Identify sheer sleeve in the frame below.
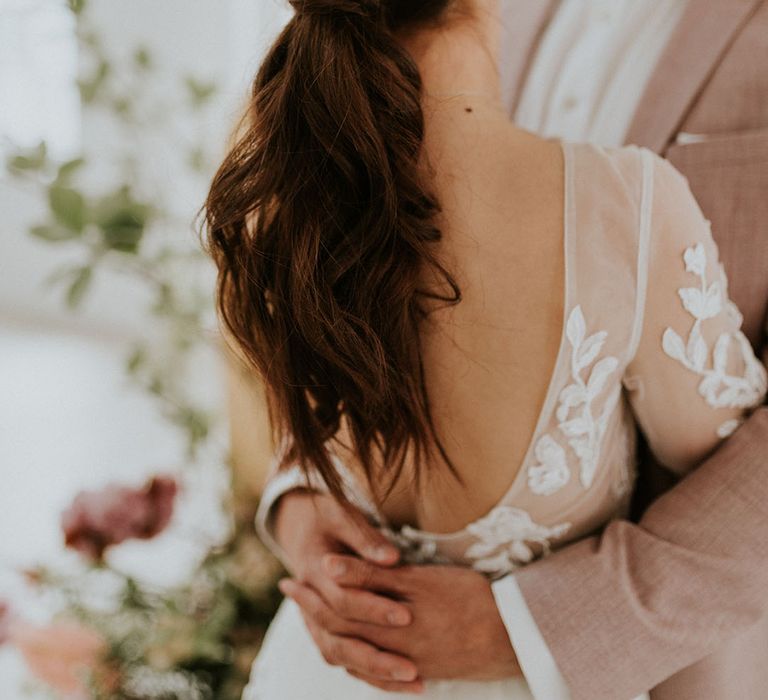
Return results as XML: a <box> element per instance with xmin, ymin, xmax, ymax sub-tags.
<box><xmin>622</xmin><ymin>154</ymin><xmax>767</xmax><ymax>476</ymax></box>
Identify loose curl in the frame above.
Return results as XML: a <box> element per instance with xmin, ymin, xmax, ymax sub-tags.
<box><xmin>201</xmin><ymin>0</ymin><xmax>466</xmax><ymax>511</ymax></box>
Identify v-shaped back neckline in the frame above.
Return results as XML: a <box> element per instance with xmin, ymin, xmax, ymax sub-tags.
<box><xmin>328</xmin><ymin>139</ymin><xmax>576</xmax><ymax>541</ymax></box>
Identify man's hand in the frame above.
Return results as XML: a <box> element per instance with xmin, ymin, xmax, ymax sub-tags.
<box><xmin>272</xmin><ymin>491</ymin><xmax>425</xmax><ymax>692</ymax></box>
<box><xmin>279</xmin><ymin>553</ymin><xmax>522</xmax><ymax>691</ymax></box>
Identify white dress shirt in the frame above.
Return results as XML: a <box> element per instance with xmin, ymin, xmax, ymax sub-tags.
<box><xmin>515</xmin><ymin>0</ymin><xmax>688</xmax><ymax>147</ymax></box>
<box><xmin>494</xmin><ymin>2</ymin><xmax>688</xmax><ymax>698</ymax></box>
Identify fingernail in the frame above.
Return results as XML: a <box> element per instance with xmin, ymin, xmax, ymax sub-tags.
<box><xmin>392</xmin><ymin>667</ymin><xmax>417</xmax><ymax>682</ymax></box>
<box><xmin>324</xmin><ymin>557</ymin><xmax>346</xmax><ymax>577</ymax></box>
<box><xmin>386</xmin><ymin>609</ymin><xmax>410</xmax><ymax>626</ymax></box>
<box><xmin>370</xmin><ymin>545</ymin><xmax>395</xmax><ymax>562</ymax></box>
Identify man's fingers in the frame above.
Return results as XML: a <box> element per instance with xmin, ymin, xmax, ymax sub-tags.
<box><xmin>318</xmin><ymin>578</ymin><xmax>412</xmax><ymax>626</ymax></box>
<box><xmin>346</xmin><ymin>668</ymin><xmax>425</xmax><ymax>694</ymax></box>
<box><xmin>279</xmin><ymin>578</ymin><xmax>347</xmax><ymax>634</ymax></box>
<box><xmin>320</xmin><ymin>633</ymin><xmax>419</xmax><ymax>683</ymax></box>
<box><xmin>302</xmin><ymin>568</ymin><xmax>413</xmax><ymax>627</ymax></box>
<box><xmin>282</xmin><ymin>580</ymin><xmax>419</xmax><ymax>682</ymax></box>
<box><xmin>280</xmin><ymin>577</ymin><xmax>396</xmax><ymax>641</ymax></box>
<box><xmin>323</xmin><ymin>553</ymin><xmax>412</xmax><ymax>595</ymax></box>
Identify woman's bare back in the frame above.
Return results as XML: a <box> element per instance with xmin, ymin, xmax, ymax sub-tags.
<box><xmin>331</xmin><ymin>110</ymin><xmax>567</xmax><ymax>534</ymax></box>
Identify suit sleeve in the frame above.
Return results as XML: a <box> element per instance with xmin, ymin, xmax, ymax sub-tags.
<box><xmin>507</xmin><ymin>155</ymin><xmax>768</xmax><ymax>700</ymax></box>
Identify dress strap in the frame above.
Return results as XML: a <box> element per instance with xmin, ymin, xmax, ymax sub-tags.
<box><xmin>626</xmin><ymin>148</ymin><xmax>655</xmax><ymax>362</ymax></box>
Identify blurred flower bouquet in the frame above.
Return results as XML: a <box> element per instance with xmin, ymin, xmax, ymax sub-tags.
<box><xmin>1</xmin><ymin>474</ymin><xmax>283</xmax><ymax>700</ymax></box>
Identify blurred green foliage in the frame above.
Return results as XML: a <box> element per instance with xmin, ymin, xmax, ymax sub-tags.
<box><xmin>5</xmin><ymin>0</ymin><xmax>222</xmax><ymax>459</ymax></box>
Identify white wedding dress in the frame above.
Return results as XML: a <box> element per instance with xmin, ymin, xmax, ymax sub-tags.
<box><xmin>242</xmin><ymin>142</ymin><xmax>767</xmax><ymax>700</ymax></box>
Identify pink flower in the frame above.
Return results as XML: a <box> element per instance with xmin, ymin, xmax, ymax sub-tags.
<box><xmin>61</xmin><ymin>475</ymin><xmax>178</xmax><ymax>561</ymax></box>
<box><xmin>8</xmin><ymin>619</ymin><xmax>108</xmax><ymax>698</ymax></box>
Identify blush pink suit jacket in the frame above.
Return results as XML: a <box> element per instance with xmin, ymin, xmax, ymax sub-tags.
<box><xmin>501</xmin><ymin>1</ymin><xmax>768</xmax><ymax>698</ymax></box>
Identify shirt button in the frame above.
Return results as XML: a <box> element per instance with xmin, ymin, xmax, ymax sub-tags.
<box><xmin>561</xmin><ymin>95</ymin><xmax>578</xmax><ymax>111</ymax></box>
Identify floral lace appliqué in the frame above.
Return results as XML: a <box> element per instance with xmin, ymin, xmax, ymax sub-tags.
<box><xmin>527</xmin><ymin>305</ymin><xmax>620</xmax><ymax>494</ymax></box>
<box><xmin>464</xmin><ymin>506</ymin><xmax>571</xmax><ymax>577</ymax></box>
<box><xmin>661</xmin><ymin>243</ymin><xmax>767</xmax><ymax>436</ymax></box>
<box><xmin>379</xmin><ymin>526</ymin><xmax>453</xmax><ymax>566</ymax></box>
<box><xmin>527</xmin><ymin>435</ymin><xmax>570</xmax><ymax>495</ymax></box>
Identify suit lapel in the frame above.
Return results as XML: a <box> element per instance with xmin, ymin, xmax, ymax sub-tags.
<box><xmin>625</xmin><ymin>0</ymin><xmax>763</xmax><ymax>153</ymax></box>
<box><xmin>500</xmin><ymin>0</ymin><xmax>559</xmax><ymax>114</ymax></box>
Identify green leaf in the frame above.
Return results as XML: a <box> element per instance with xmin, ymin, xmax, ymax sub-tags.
<box><xmin>111</xmin><ymin>96</ymin><xmax>133</xmax><ymax>118</ymax></box>
<box><xmin>93</xmin><ymin>187</ymin><xmax>151</xmax><ymax>254</ymax></box>
<box><xmin>78</xmin><ymin>59</ymin><xmax>110</xmax><ymax>103</ymax></box>
<box><xmin>148</xmin><ymin>377</ymin><xmax>165</xmax><ymax>395</ymax></box>
<box><xmin>151</xmin><ymin>283</ymin><xmax>175</xmax><ymax>315</ymax></box>
<box><xmin>81</xmin><ymin>31</ymin><xmax>99</xmax><ymax>49</ymax></box>
<box><xmin>187</xmin><ymin>147</ymin><xmax>207</xmax><ymax>173</ymax></box>
<box><xmin>66</xmin><ymin>267</ymin><xmax>93</xmax><ymax>308</ymax></box>
<box><xmin>68</xmin><ymin>0</ymin><xmax>87</xmax><ymax>15</ymax></box>
<box><xmin>7</xmin><ymin>142</ymin><xmax>47</xmax><ymax>173</ymax></box>
<box><xmin>29</xmin><ymin>225</ymin><xmax>80</xmax><ymax>242</ymax></box>
<box><xmin>134</xmin><ymin>46</ymin><xmax>152</xmax><ymax>70</ymax></box>
<box><xmin>126</xmin><ymin>346</ymin><xmax>147</xmax><ymax>374</ymax></box>
<box><xmin>103</xmin><ymin>223</ymin><xmax>144</xmax><ymax>253</ymax></box>
<box><xmin>185</xmin><ymin>76</ymin><xmax>217</xmax><ymax>108</ymax></box>
<box><xmin>43</xmin><ymin>265</ymin><xmax>86</xmax><ymax>288</ymax></box>
<box><xmin>56</xmin><ymin>157</ymin><xmax>85</xmax><ymax>182</ymax></box>
<box><xmin>49</xmin><ymin>185</ymin><xmax>87</xmax><ymax>232</ymax></box>
<box><xmin>178</xmin><ymin>407</ymin><xmax>210</xmax><ymax>445</ymax></box>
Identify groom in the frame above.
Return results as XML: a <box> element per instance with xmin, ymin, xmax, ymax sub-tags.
<box><xmin>255</xmin><ymin>2</ymin><xmax>768</xmax><ymax>698</ymax></box>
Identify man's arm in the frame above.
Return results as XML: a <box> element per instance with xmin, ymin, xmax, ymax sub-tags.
<box><xmin>254</xmin><ymin>415</ymin><xmax>768</xmax><ymax>698</ymax></box>
<box><xmin>512</xmin><ymin>405</ymin><xmax>768</xmax><ymax>700</ymax></box>
<box><xmin>258</xmin><ymin>409</ymin><xmax>768</xmax><ymax>698</ymax></box>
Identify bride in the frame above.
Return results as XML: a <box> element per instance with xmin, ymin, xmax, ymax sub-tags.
<box><xmin>202</xmin><ymin>0</ymin><xmax>767</xmax><ymax>698</ymax></box>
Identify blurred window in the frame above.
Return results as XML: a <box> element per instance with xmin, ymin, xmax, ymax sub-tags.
<box><xmin>0</xmin><ymin>0</ymin><xmax>80</xmax><ymax>160</ymax></box>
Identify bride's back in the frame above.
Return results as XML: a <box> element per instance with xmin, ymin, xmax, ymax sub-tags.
<box><xmin>332</xmin><ymin>112</ymin><xmax>569</xmax><ymax>533</ymax></box>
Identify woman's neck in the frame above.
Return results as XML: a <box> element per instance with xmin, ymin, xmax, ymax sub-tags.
<box><xmin>398</xmin><ymin>2</ymin><xmax>505</xmax><ymax>114</ymax></box>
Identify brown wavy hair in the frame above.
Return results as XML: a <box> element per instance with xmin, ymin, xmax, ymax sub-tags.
<box><xmin>201</xmin><ymin>0</ymin><xmax>469</xmax><ymax>511</ymax></box>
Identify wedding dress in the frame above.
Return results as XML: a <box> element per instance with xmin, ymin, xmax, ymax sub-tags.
<box><xmin>242</xmin><ymin>142</ymin><xmax>767</xmax><ymax>700</ymax></box>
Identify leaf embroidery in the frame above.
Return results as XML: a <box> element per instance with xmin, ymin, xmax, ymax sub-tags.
<box><xmin>662</xmin><ymin>243</ymin><xmax>767</xmax><ymax>436</ymax></box>
<box><xmin>556</xmin><ymin>305</ymin><xmax>619</xmax><ymax>489</ymax></box>
<box><xmin>525</xmin><ymin>306</ymin><xmax>620</xmax><ymax>495</ymax></box>
<box><xmin>464</xmin><ymin>506</ymin><xmax>571</xmax><ymax>577</ymax></box>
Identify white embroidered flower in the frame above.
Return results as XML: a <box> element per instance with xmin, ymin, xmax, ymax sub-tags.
<box><xmin>464</xmin><ymin>506</ymin><xmax>571</xmax><ymax>577</ymax></box>
<box><xmin>379</xmin><ymin>526</ymin><xmax>451</xmax><ymax>566</ymax></box>
<box><xmin>716</xmin><ymin>418</ymin><xmax>742</xmax><ymax>438</ymax></box>
<box><xmin>555</xmin><ymin>305</ymin><xmax>620</xmax><ymax>489</ymax></box>
<box><xmin>684</xmin><ymin>242</ymin><xmax>707</xmax><ymax>277</ymax></box>
<box><xmin>525</xmin><ymin>305</ymin><xmax>619</xmax><ymax>496</ymax></box>
<box><xmin>662</xmin><ymin>243</ymin><xmax>767</xmax><ymax>433</ymax></box>
<box><xmin>527</xmin><ymin>434</ymin><xmax>570</xmax><ymax>495</ymax></box>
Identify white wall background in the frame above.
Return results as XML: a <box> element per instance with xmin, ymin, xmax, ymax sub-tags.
<box><xmin>0</xmin><ymin>1</ymin><xmax>291</xmax><ymax>695</ymax></box>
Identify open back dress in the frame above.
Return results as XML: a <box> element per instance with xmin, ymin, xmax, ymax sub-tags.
<box><xmin>243</xmin><ymin>142</ymin><xmax>767</xmax><ymax>700</ymax></box>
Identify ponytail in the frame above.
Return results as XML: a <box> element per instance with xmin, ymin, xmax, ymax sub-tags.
<box><xmin>202</xmin><ymin>0</ymin><xmax>462</xmax><ymax>510</ymax></box>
